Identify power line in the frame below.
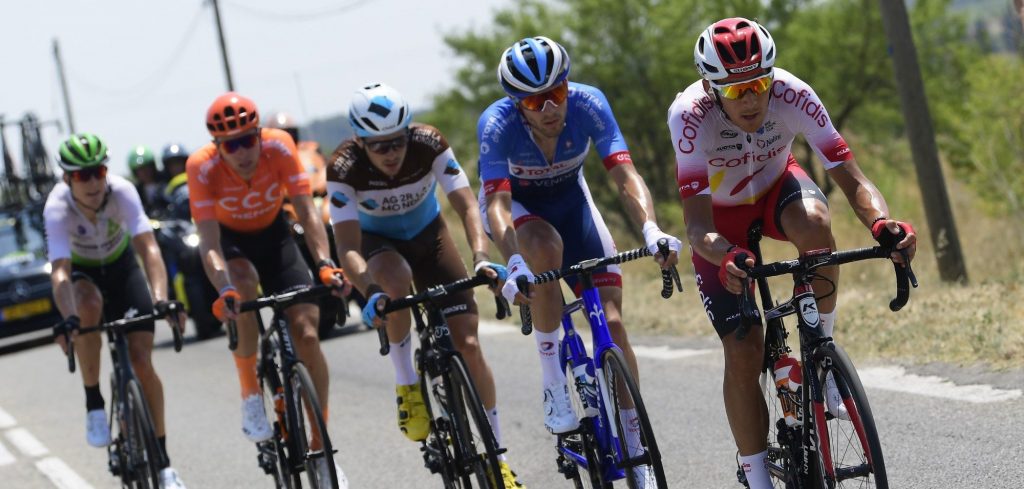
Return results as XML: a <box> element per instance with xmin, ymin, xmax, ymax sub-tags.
<box><xmin>65</xmin><ymin>3</ymin><xmax>207</xmax><ymax>98</ymax></box>
<box><xmin>223</xmin><ymin>0</ymin><xmax>376</xmax><ymax>22</ymax></box>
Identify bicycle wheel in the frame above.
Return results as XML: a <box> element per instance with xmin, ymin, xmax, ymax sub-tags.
<box><xmin>124</xmin><ymin>379</ymin><xmax>162</xmax><ymax>489</ymax></box>
<box><xmin>811</xmin><ymin>344</ymin><xmax>887</xmax><ymax>489</ymax></box>
<box><xmin>420</xmin><ymin>365</ymin><xmax>464</xmax><ymax>488</ymax></box>
<box><xmin>288</xmin><ymin>362</ymin><xmax>338</xmax><ymax>489</ymax></box>
<box><xmin>260</xmin><ymin>372</ymin><xmax>295</xmax><ymax>489</ymax></box>
<box><xmin>560</xmin><ymin>352</ymin><xmax>609</xmax><ymax>489</ymax></box>
<box><xmin>446</xmin><ymin>354</ymin><xmax>502</xmax><ymax>488</ymax></box>
<box><xmin>598</xmin><ymin>348</ymin><xmax>667</xmax><ymax>489</ymax></box>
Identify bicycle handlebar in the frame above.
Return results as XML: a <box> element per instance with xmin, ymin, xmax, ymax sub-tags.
<box><xmin>733</xmin><ymin>238</ymin><xmax>918</xmax><ymax>340</ymax></box>
<box><xmin>516</xmin><ymin>239</ymin><xmax>683</xmax><ymax>335</ymax></box>
<box><xmin>375</xmin><ymin>274</ymin><xmax>510</xmax><ymax>356</ymax></box>
<box><xmin>64</xmin><ymin>306</ymin><xmax>186</xmax><ymax>373</ymax></box>
<box><xmin>225</xmin><ymin>284</ymin><xmax>338</xmax><ymax>352</ymax></box>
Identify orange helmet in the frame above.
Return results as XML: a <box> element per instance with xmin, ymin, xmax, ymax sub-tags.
<box><xmin>205</xmin><ymin>92</ymin><xmax>260</xmax><ymax>139</ymax></box>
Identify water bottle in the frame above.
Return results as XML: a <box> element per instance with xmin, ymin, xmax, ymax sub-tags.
<box><xmin>572</xmin><ymin>363</ymin><xmax>600</xmax><ymax>417</ymax></box>
<box><xmin>773</xmin><ymin>354</ymin><xmax>803</xmax><ymax>427</ymax></box>
<box><xmin>431</xmin><ymin>376</ymin><xmax>448</xmax><ymax>420</ymax></box>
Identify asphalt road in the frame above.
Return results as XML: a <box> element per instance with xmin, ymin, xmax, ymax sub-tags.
<box><xmin>0</xmin><ymin>316</ymin><xmax>1021</xmax><ymax>488</ymax></box>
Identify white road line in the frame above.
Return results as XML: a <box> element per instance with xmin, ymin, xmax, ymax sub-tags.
<box><xmin>0</xmin><ymin>438</ymin><xmax>15</xmax><ymax>466</ymax></box>
<box><xmin>35</xmin><ymin>457</ymin><xmax>96</xmax><ymax>489</ymax></box>
<box><xmin>859</xmin><ymin>366</ymin><xmax>1023</xmax><ymax>403</ymax></box>
<box><xmin>5</xmin><ymin>427</ymin><xmax>49</xmax><ymax>457</ymax></box>
<box><xmin>0</xmin><ymin>406</ymin><xmax>16</xmax><ymax>429</ymax></box>
<box><xmin>632</xmin><ymin>345</ymin><xmax>715</xmax><ymax>360</ymax></box>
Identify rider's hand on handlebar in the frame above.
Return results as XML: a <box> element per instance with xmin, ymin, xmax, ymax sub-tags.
<box><xmin>719</xmin><ymin>246</ymin><xmax>755</xmax><ymax>295</ymax></box>
<box><xmin>155</xmin><ymin>300</ymin><xmax>187</xmax><ymax>334</ymax></box>
<box><xmin>642</xmin><ymin>222</ymin><xmax>682</xmax><ymax>268</ymax></box>
<box><xmin>871</xmin><ymin>219</ymin><xmax>917</xmax><ymax>267</ymax></box>
<box><xmin>474</xmin><ymin>259</ymin><xmax>508</xmax><ymax>297</ymax></box>
<box><xmin>501</xmin><ymin>254</ymin><xmax>534</xmax><ymax>305</ymax></box>
<box><xmin>361</xmin><ymin>291</ymin><xmax>390</xmax><ymax>329</ymax></box>
<box><xmin>53</xmin><ymin>315</ymin><xmax>81</xmax><ymax>355</ymax></box>
<box><xmin>212</xmin><ymin>286</ymin><xmax>241</xmax><ymax>322</ymax></box>
<box><xmin>317</xmin><ymin>259</ymin><xmax>353</xmax><ymax>298</ymax></box>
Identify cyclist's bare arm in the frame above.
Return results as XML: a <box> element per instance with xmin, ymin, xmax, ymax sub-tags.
<box><xmin>447</xmin><ymin>187</ymin><xmax>492</xmax><ymax>264</ymax></box>
<box><xmin>195</xmin><ymin>219</ymin><xmax>232</xmax><ymax>292</ymax></box>
<box><xmin>50</xmin><ymin>258</ymin><xmax>77</xmax><ymax>319</ymax></box>
<box><xmin>828</xmin><ymin>159</ymin><xmax>916</xmax><ymax>262</ymax></box>
<box><xmin>682</xmin><ymin>194</ymin><xmax>751</xmax><ymax>293</ymax></box>
<box><xmin>291</xmin><ymin>194</ymin><xmax>333</xmax><ymax>265</ymax></box>
<box><xmin>132</xmin><ymin>231</ymin><xmax>169</xmax><ymax>302</ymax></box>
<box><xmin>609</xmin><ymin>163</ymin><xmax>679</xmax><ymax>267</ymax></box>
<box><xmin>484</xmin><ymin>191</ymin><xmax>520</xmax><ymax>262</ymax></box>
<box><xmin>333</xmin><ymin>219</ymin><xmax>375</xmax><ymax>295</ymax></box>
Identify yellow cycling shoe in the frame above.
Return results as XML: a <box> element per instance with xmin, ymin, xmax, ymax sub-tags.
<box><xmin>396</xmin><ymin>384</ymin><xmax>429</xmax><ymax>442</ymax></box>
<box><xmin>497</xmin><ymin>460</ymin><xmax>525</xmax><ymax>488</ymax></box>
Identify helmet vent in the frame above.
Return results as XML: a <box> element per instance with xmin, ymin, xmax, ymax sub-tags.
<box><xmin>731</xmin><ymin>41</ymin><xmax>747</xmax><ymax>61</ymax></box>
<box><xmin>702</xmin><ymin>62</ymin><xmax>719</xmax><ymax>74</ymax></box>
<box><xmin>716</xmin><ymin>42</ymin><xmax>735</xmax><ymax>64</ymax></box>
<box><xmin>359</xmin><ymin>117</ymin><xmax>380</xmax><ymax>132</ymax></box>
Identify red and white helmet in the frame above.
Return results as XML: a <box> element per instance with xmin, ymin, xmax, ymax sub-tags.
<box><xmin>694</xmin><ymin>17</ymin><xmax>776</xmax><ymax>84</ymax></box>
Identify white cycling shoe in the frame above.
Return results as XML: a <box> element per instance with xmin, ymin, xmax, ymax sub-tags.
<box><xmin>241</xmin><ymin>395</ymin><xmax>274</xmax><ymax>442</ymax></box>
<box><xmin>159</xmin><ymin>467</ymin><xmax>187</xmax><ymax>489</ymax></box>
<box><xmin>86</xmin><ymin>409</ymin><xmax>111</xmax><ymax>448</ymax></box>
<box><xmin>542</xmin><ymin>382</ymin><xmax>579</xmax><ymax>434</ymax></box>
<box><xmin>824</xmin><ymin>372</ymin><xmax>850</xmax><ymax>421</ymax></box>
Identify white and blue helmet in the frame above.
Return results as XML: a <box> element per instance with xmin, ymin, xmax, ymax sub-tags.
<box><xmin>497</xmin><ymin>36</ymin><xmax>571</xmax><ymax>99</ymax></box>
<box><xmin>348</xmin><ymin>83</ymin><xmax>412</xmax><ymax>138</ymax></box>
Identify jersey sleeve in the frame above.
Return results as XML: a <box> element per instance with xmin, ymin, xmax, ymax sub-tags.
<box><xmin>776</xmin><ymin>75</ymin><xmax>854</xmax><ymax>170</ymax></box>
<box><xmin>115</xmin><ymin>180</ymin><xmax>153</xmax><ymax>237</ymax></box>
<box><xmin>431</xmin><ymin>147</ymin><xmax>470</xmax><ymax>195</ymax></box>
<box><xmin>477</xmin><ymin>106</ymin><xmax>512</xmax><ymax>196</ymax></box>
<box><xmin>325</xmin><ymin>181</ymin><xmax>359</xmax><ymax>225</ymax></box>
<box><xmin>668</xmin><ymin>91</ymin><xmax>714</xmax><ymax>200</ymax></box>
<box><xmin>577</xmin><ymin>85</ymin><xmax>633</xmax><ymax>170</ymax></box>
<box><xmin>186</xmin><ymin>152</ymin><xmax>218</xmax><ymax>222</ymax></box>
<box><xmin>44</xmin><ymin>197</ymin><xmax>71</xmax><ymax>262</ymax></box>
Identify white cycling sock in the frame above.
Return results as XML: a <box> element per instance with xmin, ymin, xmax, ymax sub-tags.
<box><xmin>535</xmin><ymin>329</ymin><xmax>565</xmax><ymax>387</ymax></box>
<box><xmin>820</xmin><ymin>310</ymin><xmax>836</xmax><ymax>338</ymax></box>
<box><xmin>618</xmin><ymin>408</ymin><xmax>642</xmax><ymax>457</ymax></box>
<box><xmin>389</xmin><ymin>333</ymin><xmax>417</xmax><ymax>386</ymax></box>
<box><xmin>739</xmin><ymin>450</ymin><xmax>772</xmax><ymax>489</ymax></box>
<box><xmin>486</xmin><ymin>407</ymin><xmax>506</xmax><ymax>461</ymax></box>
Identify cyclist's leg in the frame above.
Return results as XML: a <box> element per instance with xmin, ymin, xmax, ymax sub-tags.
<box><xmin>69</xmin><ymin>275</ymin><xmax>104</xmax><ymax>396</ymax></box>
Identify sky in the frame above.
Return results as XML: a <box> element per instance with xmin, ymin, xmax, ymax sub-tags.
<box><xmin>2</xmin><ymin>0</ymin><xmax>512</xmax><ymax>177</ymax></box>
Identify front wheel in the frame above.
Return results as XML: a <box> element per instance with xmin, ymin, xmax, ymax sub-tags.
<box><xmin>446</xmin><ymin>354</ymin><xmax>502</xmax><ymax>488</ymax></box>
<box><xmin>287</xmin><ymin>362</ymin><xmax>338</xmax><ymax>489</ymax></box>
<box><xmin>811</xmin><ymin>344</ymin><xmax>888</xmax><ymax>489</ymax></box>
<box><xmin>599</xmin><ymin>348</ymin><xmax>667</xmax><ymax>489</ymax></box>
<box><xmin>124</xmin><ymin>380</ymin><xmax>162</xmax><ymax>489</ymax></box>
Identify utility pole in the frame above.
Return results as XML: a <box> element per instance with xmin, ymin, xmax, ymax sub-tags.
<box><xmin>210</xmin><ymin>0</ymin><xmax>235</xmax><ymax>91</ymax></box>
<box><xmin>877</xmin><ymin>0</ymin><xmax>968</xmax><ymax>284</ymax></box>
<box><xmin>52</xmin><ymin>39</ymin><xmax>76</xmax><ymax>134</ymax></box>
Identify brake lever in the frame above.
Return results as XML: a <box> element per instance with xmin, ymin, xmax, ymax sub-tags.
<box><xmin>656</xmin><ymin>238</ymin><xmax>683</xmax><ymax>299</ymax></box>
<box><xmin>516</xmin><ymin>275</ymin><xmax>533</xmax><ymax>335</ymax></box>
<box><xmin>225</xmin><ymin>297</ymin><xmax>238</xmax><ymax>352</ymax></box>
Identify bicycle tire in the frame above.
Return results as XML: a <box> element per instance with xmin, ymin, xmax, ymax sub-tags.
<box><xmin>811</xmin><ymin>344</ymin><xmax>888</xmax><ymax>489</ymax></box>
<box><xmin>420</xmin><ymin>368</ymin><xmax>462</xmax><ymax>488</ymax></box>
<box><xmin>288</xmin><ymin>362</ymin><xmax>338</xmax><ymax>489</ymax></box>
<box><xmin>125</xmin><ymin>379</ymin><xmax>162</xmax><ymax>489</ymax></box>
<box><xmin>561</xmin><ymin>352</ymin><xmax>610</xmax><ymax>489</ymax></box>
<box><xmin>261</xmin><ymin>371</ymin><xmax>296</xmax><ymax>489</ymax></box>
<box><xmin>599</xmin><ymin>348</ymin><xmax>668</xmax><ymax>489</ymax></box>
<box><xmin>447</xmin><ymin>354</ymin><xmax>502</xmax><ymax>488</ymax></box>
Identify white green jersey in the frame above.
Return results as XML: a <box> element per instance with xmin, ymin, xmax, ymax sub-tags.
<box><xmin>44</xmin><ymin>174</ymin><xmax>152</xmax><ymax>266</ymax></box>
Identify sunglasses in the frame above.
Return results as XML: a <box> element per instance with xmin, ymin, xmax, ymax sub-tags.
<box><xmin>712</xmin><ymin>73</ymin><xmax>774</xmax><ymax>100</ymax></box>
<box><xmin>517</xmin><ymin>80</ymin><xmax>569</xmax><ymax>112</ymax></box>
<box><xmin>363</xmin><ymin>134</ymin><xmax>408</xmax><ymax>155</ymax></box>
<box><xmin>218</xmin><ymin>133</ymin><xmax>260</xmax><ymax>153</ymax></box>
<box><xmin>68</xmin><ymin>165</ymin><xmax>108</xmax><ymax>182</ymax></box>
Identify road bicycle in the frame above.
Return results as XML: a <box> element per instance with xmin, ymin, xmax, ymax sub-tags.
<box><xmin>61</xmin><ymin>305</ymin><xmax>184</xmax><ymax>489</ymax></box>
<box><xmin>516</xmin><ymin>240</ymin><xmax>680</xmax><ymax>489</ymax></box>
<box><xmin>733</xmin><ymin>222</ymin><xmax>917</xmax><ymax>489</ymax></box>
<box><xmin>375</xmin><ymin>273</ymin><xmax>511</xmax><ymax>488</ymax></box>
<box><xmin>227</xmin><ymin>284</ymin><xmax>340</xmax><ymax>489</ymax></box>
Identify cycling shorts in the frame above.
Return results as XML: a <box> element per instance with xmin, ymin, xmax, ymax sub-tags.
<box><xmin>362</xmin><ymin>216</ymin><xmax>478</xmax><ymax>319</ymax></box>
<box><xmin>71</xmin><ymin>249</ymin><xmax>155</xmax><ymax>334</ymax></box>
<box><xmin>220</xmin><ymin>212</ymin><xmax>314</xmax><ymax>299</ymax></box>
<box><xmin>692</xmin><ymin>157</ymin><xmax>828</xmax><ymax>337</ymax></box>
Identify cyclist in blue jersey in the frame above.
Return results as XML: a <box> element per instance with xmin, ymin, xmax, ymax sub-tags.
<box><xmin>329</xmin><ymin>83</ymin><xmax>524</xmax><ymax>488</ymax></box>
<box><xmin>478</xmin><ymin>37</ymin><xmax>682</xmax><ymax>437</ymax></box>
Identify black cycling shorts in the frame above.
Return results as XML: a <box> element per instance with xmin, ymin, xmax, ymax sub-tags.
<box><xmin>71</xmin><ymin>249</ymin><xmax>155</xmax><ymax>334</ymax></box>
<box><xmin>220</xmin><ymin>212</ymin><xmax>314</xmax><ymax>298</ymax></box>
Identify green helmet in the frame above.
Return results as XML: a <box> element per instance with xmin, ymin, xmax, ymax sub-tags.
<box><xmin>58</xmin><ymin>133</ymin><xmax>109</xmax><ymax>171</ymax></box>
<box><xmin>127</xmin><ymin>145</ymin><xmax>157</xmax><ymax>171</ymax></box>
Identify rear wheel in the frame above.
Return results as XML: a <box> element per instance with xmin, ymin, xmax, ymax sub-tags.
<box><xmin>562</xmin><ymin>421</ymin><xmax>611</xmax><ymax>489</ymax></box>
<box><xmin>447</xmin><ymin>354</ymin><xmax>502</xmax><ymax>488</ymax></box>
<box><xmin>599</xmin><ymin>348</ymin><xmax>667</xmax><ymax>489</ymax></box>
<box><xmin>124</xmin><ymin>380</ymin><xmax>161</xmax><ymax>489</ymax></box>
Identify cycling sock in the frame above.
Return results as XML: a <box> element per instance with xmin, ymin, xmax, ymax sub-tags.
<box><xmin>390</xmin><ymin>333</ymin><xmax>418</xmax><ymax>386</ymax></box>
<box><xmin>618</xmin><ymin>408</ymin><xmax>642</xmax><ymax>456</ymax></box>
<box><xmin>820</xmin><ymin>310</ymin><xmax>836</xmax><ymax>338</ymax></box>
<box><xmin>233</xmin><ymin>354</ymin><xmax>260</xmax><ymax>398</ymax></box>
<box><xmin>158</xmin><ymin>436</ymin><xmax>169</xmax><ymax>469</ymax></box>
<box><xmin>738</xmin><ymin>450</ymin><xmax>772</xmax><ymax>489</ymax></box>
<box><xmin>486</xmin><ymin>407</ymin><xmax>505</xmax><ymax>461</ymax></box>
<box><xmin>535</xmin><ymin>329</ymin><xmax>565</xmax><ymax>387</ymax></box>
<box><xmin>84</xmin><ymin>384</ymin><xmax>104</xmax><ymax>411</ymax></box>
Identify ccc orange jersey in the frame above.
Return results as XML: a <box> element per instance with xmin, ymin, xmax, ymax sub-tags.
<box><xmin>186</xmin><ymin>128</ymin><xmax>311</xmax><ymax>232</ymax></box>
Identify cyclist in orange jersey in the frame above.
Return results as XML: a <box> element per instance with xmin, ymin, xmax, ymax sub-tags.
<box><xmin>186</xmin><ymin>92</ymin><xmax>350</xmax><ymax>485</ymax></box>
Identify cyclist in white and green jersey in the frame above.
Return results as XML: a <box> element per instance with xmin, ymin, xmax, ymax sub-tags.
<box><xmin>44</xmin><ymin>133</ymin><xmax>188</xmax><ymax>489</ymax></box>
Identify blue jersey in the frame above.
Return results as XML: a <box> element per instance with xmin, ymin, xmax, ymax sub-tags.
<box><xmin>477</xmin><ymin>82</ymin><xmax>633</xmax><ymax>203</ymax></box>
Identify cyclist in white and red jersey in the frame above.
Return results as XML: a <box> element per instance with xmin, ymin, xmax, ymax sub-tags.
<box><xmin>668</xmin><ymin>18</ymin><xmax>917</xmax><ymax>488</ymax></box>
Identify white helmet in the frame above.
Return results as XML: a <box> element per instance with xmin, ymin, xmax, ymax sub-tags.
<box><xmin>348</xmin><ymin>83</ymin><xmax>412</xmax><ymax>138</ymax></box>
<box><xmin>694</xmin><ymin>17</ymin><xmax>776</xmax><ymax>83</ymax></box>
